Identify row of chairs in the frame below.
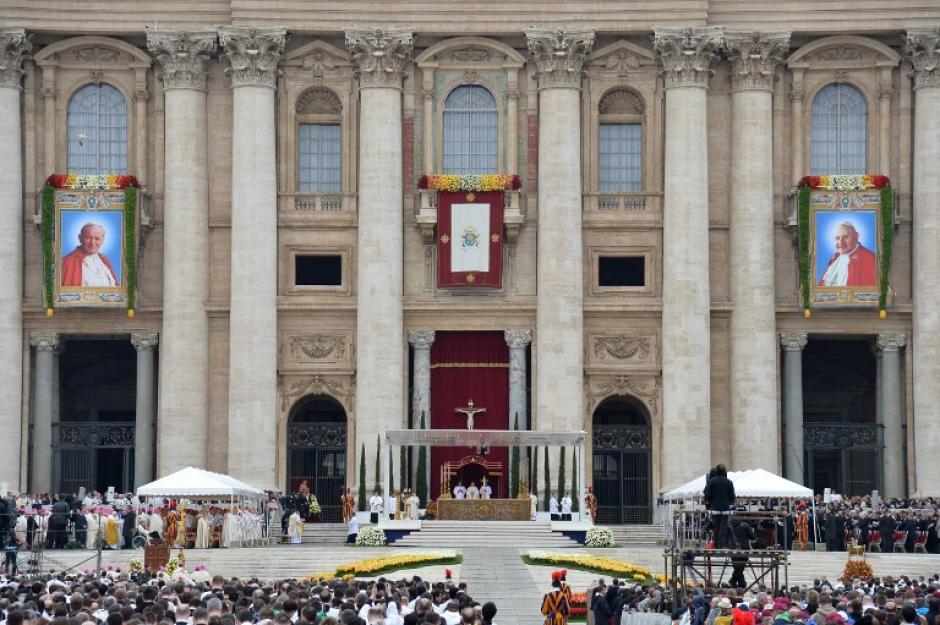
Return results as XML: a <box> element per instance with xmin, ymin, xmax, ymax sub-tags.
<box><xmin>847</xmin><ymin>529</ymin><xmax>930</xmax><ymax>553</ymax></box>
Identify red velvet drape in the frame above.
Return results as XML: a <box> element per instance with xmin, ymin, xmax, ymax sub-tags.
<box><xmin>430</xmin><ymin>331</ymin><xmax>509</xmax><ymax>498</ymax></box>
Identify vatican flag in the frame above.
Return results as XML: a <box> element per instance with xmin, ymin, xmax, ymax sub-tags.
<box><xmin>450</xmin><ymin>203</ymin><xmax>490</xmax><ymax>273</ymax></box>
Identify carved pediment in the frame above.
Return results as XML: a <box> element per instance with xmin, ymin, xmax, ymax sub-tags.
<box><xmin>416</xmin><ymin>36</ymin><xmax>525</xmax><ymax>68</ymax></box>
<box><xmin>451</xmin><ymin>47</ymin><xmax>491</xmax><ymax>62</ymax></box>
<box><xmin>589</xmin><ymin>39</ymin><xmax>657</xmax><ymax>75</ymax></box>
<box><xmin>284</xmin><ymin>39</ymin><xmax>351</xmax><ymax>76</ymax></box>
<box><xmin>585</xmin><ymin>374</ymin><xmax>661</xmax><ymax>416</ymax></box>
<box><xmin>787</xmin><ymin>35</ymin><xmax>900</xmax><ymax>69</ymax></box>
<box><xmin>279</xmin><ymin>373</ymin><xmax>355</xmax><ymax>414</ymax></box>
<box><xmin>296</xmin><ymin>87</ymin><xmax>342</xmax><ymax>114</ymax></box>
<box><xmin>34</xmin><ymin>36</ymin><xmax>151</xmax><ymax>68</ymax></box>
<box><xmin>599</xmin><ymin>89</ymin><xmax>644</xmax><ymax>114</ymax></box>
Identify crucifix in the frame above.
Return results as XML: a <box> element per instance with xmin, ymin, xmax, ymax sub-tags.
<box><xmin>455</xmin><ymin>398</ymin><xmax>486</xmax><ymax>430</ymax></box>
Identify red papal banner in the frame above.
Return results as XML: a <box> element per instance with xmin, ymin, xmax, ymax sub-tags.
<box><xmin>437</xmin><ymin>191</ymin><xmax>503</xmax><ymax>288</ymax></box>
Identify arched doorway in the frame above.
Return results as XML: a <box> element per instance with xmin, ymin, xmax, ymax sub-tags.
<box><xmin>592</xmin><ymin>396</ymin><xmax>652</xmax><ymax>524</ymax></box>
<box><xmin>287</xmin><ymin>395</ymin><xmax>347</xmax><ymax>521</ymax></box>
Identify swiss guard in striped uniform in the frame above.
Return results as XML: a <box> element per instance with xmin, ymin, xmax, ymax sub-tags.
<box><xmin>541</xmin><ymin>570</ymin><xmax>570</xmax><ymax>625</ymax></box>
<box><xmin>559</xmin><ymin>569</ymin><xmax>572</xmax><ymax>623</ymax></box>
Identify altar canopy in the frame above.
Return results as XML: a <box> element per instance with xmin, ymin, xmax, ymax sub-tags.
<box><xmin>430</xmin><ymin>331</ymin><xmax>509</xmax><ymax>497</ymax></box>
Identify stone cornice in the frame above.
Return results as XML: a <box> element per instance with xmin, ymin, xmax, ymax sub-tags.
<box><xmin>0</xmin><ymin>28</ymin><xmax>31</xmax><ymax>89</ymax></box>
<box><xmin>725</xmin><ymin>31</ymin><xmax>790</xmax><ymax>92</ymax></box>
<box><xmin>653</xmin><ymin>26</ymin><xmax>723</xmax><ymax>89</ymax></box>
<box><xmin>876</xmin><ymin>333</ymin><xmax>907</xmax><ymax>352</ymax></box>
<box><xmin>780</xmin><ymin>332</ymin><xmax>808</xmax><ymax>351</ymax></box>
<box><xmin>526</xmin><ymin>29</ymin><xmax>595</xmax><ymax>90</ymax></box>
<box><xmin>905</xmin><ymin>28</ymin><xmax>940</xmax><ymax>90</ymax></box>
<box><xmin>146</xmin><ymin>29</ymin><xmax>218</xmax><ymax>91</ymax></box>
<box><xmin>219</xmin><ymin>26</ymin><xmax>286</xmax><ymax>89</ymax></box>
<box><xmin>29</xmin><ymin>332</ymin><xmax>60</xmax><ymax>352</ymax></box>
<box><xmin>131</xmin><ymin>332</ymin><xmax>160</xmax><ymax>351</ymax></box>
<box><xmin>407</xmin><ymin>329</ymin><xmax>435</xmax><ymax>349</ymax></box>
<box><xmin>345</xmin><ymin>28</ymin><xmax>414</xmax><ymax>89</ymax></box>
<box><xmin>504</xmin><ymin>329</ymin><xmax>532</xmax><ymax>348</ymax></box>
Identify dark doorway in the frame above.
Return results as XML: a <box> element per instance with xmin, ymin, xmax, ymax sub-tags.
<box><xmin>287</xmin><ymin>395</ymin><xmax>347</xmax><ymax>521</ymax></box>
<box><xmin>800</xmin><ymin>338</ymin><xmax>881</xmax><ymax>496</ymax></box>
<box><xmin>592</xmin><ymin>396</ymin><xmax>652</xmax><ymax>524</ymax></box>
<box><xmin>55</xmin><ymin>339</ymin><xmax>138</xmax><ymax>494</ymax></box>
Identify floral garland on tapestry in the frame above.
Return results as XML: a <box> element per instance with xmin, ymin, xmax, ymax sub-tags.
<box><xmin>418</xmin><ymin>174</ymin><xmax>521</xmax><ymax>192</ymax></box>
<box><xmin>41</xmin><ymin>174</ymin><xmax>141</xmax><ymax>317</ymax></box>
<box><xmin>797</xmin><ymin>174</ymin><xmax>894</xmax><ymax>317</ymax></box>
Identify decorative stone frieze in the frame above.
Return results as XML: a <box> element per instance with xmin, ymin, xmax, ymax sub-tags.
<box><xmin>289</xmin><ymin>334</ymin><xmax>347</xmax><ymax>361</ymax></box>
<box><xmin>130</xmin><ymin>332</ymin><xmax>159</xmax><ymax>351</ymax></box>
<box><xmin>219</xmin><ymin>26</ymin><xmax>286</xmax><ymax>88</ymax></box>
<box><xmin>0</xmin><ymin>28</ymin><xmax>31</xmax><ymax>88</ymax></box>
<box><xmin>526</xmin><ymin>29</ymin><xmax>595</xmax><ymax>89</ymax></box>
<box><xmin>279</xmin><ymin>374</ymin><xmax>355</xmax><ymax>413</ymax></box>
<box><xmin>653</xmin><ymin>27</ymin><xmax>723</xmax><ymax>89</ymax></box>
<box><xmin>592</xmin><ymin>336</ymin><xmax>651</xmax><ymax>362</ymax></box>
<box><xmin>344</xmin><ymin>28</ymin><xmax>414</xmax><ymax>89</ymax></box>
<box><xmin>146</xmin><ymin>30</ymin><xmax>218</xmax><ymax>91</ymax></box>
<box><xmin>906</xmin><ymin>28</ymin><xmax>940</xmax><ymax>90</ymax></box>
<box><xmin>725</xmin><ymin>32</ymin><xmax>790</xmax><ymax>92</ymax></box>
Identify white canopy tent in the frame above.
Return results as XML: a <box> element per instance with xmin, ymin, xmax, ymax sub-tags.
<box><xmin>663</xmin><ymin>468</ymin><xmax>813</xmax><ymax>501</ymax></box>
<box><xmin>136</xmin><ymin>466</ymin><xmax>263</xmax><ymax>498</ymax></box>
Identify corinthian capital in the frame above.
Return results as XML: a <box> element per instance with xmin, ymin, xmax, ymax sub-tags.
<box><xmin>905</xmin><ymin>28</ymin><xmax>940</xmax><ymax>90</ymax></box>
<box><xmin>345</xmin><ymin>28</ymin><xmax>414</xmax><ymax>89</ymax></box>
<box><xmin>219</xmin><ymin>26</ymin><xmax>286</xmax><ymax>88</ymax></box>
<box><xmin>653</xmin><ymin>27</ymin><xmax>724</xmax><ymax>89</ymax></box>
<box><xmin>131</xmin><ymin>332</ymin><xmax>160</xmax><ymax>352</ymax></box>
<box><xmin>30</xmin><ymin>332</ymin><xmax>60</xmax><ymax>352</ymax></box>
<box><xmin>408</xmin><ymin>330</ymin><xmax>435</xmax><ymax>350</ymax></box>
<box><xmin>725</xmin><ymin>31</ymin><xmax>790</xmax><ymax>92</ymax></box>
<box><xmin>780</xmin><ymin>333</ymin><xmax>808</xmax><ymax>351</ymax></box>
<box><xmin>0</xmin><ymin>28</ymin><xmax>31</xmax><ymax>89</ymax></box>
<box><xmin>876</xmin><ymin>333</ymin><xmax>907</xmax><ymax>352</ymax></box>
<box><xmin>526</xmin><ymin>29</ymin><xmax>595</xmax><ymax>90</ymax></box>
<box><xmin>146</xmin><ymin>30</ymin><xmax>217</xmax><ymax>91</ymax></box>
<box><xmin>504</xmin><ymin>329</ymin><xmax>532</xmax><ymax>349</ymax></box>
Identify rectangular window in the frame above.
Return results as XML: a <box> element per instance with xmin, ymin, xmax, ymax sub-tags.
<box><xmin>599</xmin><ymin>123</ymin><xmax>642</xmax><ymax>192</ymax></box>
<box><xmin>295</xmin><ymin>255</ymin><xmax>342</xmax><ymax>286</ymax></box>
<box><xmin>298</xmin><ymin>124</ymin><xmax>341</xmax><ymax>192</ymax></box>
<box><xmin>598</xmin><ymin>256</ymin><xmax>645</xmax><ymax>287</ymax></box>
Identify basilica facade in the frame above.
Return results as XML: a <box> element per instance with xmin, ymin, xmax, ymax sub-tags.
<box><xmin>2</xmin><ymin>2</ymin><xmax>939</xmax><ymax>523</ymax></box>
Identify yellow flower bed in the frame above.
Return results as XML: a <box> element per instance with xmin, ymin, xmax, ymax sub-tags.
<box><xmin>525</xmin><ymin>551</ymin><xmax>653</xmax><ymax>583</ymax></box>
<box><xmin>305</xmin><ymin>551</ymin><xmax>460</xmax><ymax>581</ymax></box>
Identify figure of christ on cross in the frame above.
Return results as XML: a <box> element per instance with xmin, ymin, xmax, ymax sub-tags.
<box><xmin>455</xmin><ymin>399</ymin><xmax>486</xmax><ymax>430</ymax></box>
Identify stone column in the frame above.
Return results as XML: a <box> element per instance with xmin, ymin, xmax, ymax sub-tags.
<box><xmin>29</xmin><ymin>332</ymin><xmax>59</xmax><ymax>494</ymax></box>
<box><xmin>147</xmin><ymin>30</ymin><xmax>217</xmax><ymax>476</ymax></box>
<box><xmin>131</xmin><ymin>332</ymin><xmax>159</xmax><ymax>488</ymax></box>
<box><xmin>346</xmin><ymin>28</ymin><xmax>414</xmax><ymax>498</ymax></box>
<box><xmin>780</xmin><ymin>333</ymin><xmax>807</xmax><ymax>484</ymax></box>
<box><xmin>654</xmin><ymin>27</ymin><xmax>723</xmax><ymax>488</ymax></box>
<box><xmin>876</xmin><ymin>333</ymin><xmax>907</xmax><ymax>497</ymax></box>
<box><xmin>526</xmin><ymin>29</ymin><xmax>594</xmax><ymax>440</ymax></box>
<box><xmin>505</xmin><ymin>329</ymin><xmax>531</xmax><ymax>429</ymax></box>
<box><xmin>409</xmin><ymin>330</ymin><xmax>434</xmax><ymax>426</ymax></box>
<box><xmin>0</xmin><ymin>29</ymin><xmax>30</xmax><ymax>491</ymax></box>
<box><xmin>726</xmin><ymin>32</ymin><xmax>790</xmax><ymax>473</ymax></box>
<box><xmin>906</xmin><ymin>28</ymin><xmax>940</xmax><ymax>497</ymax></box>
<box><xmin>219</xmin><ymin>27</ymin><xmax>285</xmax><ymax>489</ymax></box>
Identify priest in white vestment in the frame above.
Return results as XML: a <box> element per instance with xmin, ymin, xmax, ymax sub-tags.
<box><xmin>406</xmin><ymin>491</ymin><xmax>420</xmax><ymax>520</ymax></box>
<box><xmin>287</xmin><ymin>510</ymin><xmax>304</xmax><ymax>544</ymax></box>
<box><xmin>466</xmin><ymin>482</ymin><xmax>480</xmax><ymax>499</ymax></box>
<box><xmin>452</xmin><ymin>483</ymin><xmax>466</xmax><ymax>499</ymax></box>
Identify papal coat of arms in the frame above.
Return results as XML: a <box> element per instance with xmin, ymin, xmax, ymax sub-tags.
<box><xmin>461</xmin><ymin>224</ymin><xmax>481</xmax><ymax>249</ymax></box>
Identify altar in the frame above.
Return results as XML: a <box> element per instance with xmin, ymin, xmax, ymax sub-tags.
<box><xmin>436</xmin><ymin>497</ymin><xmax>531</xmax><ymax>521</ymax></box>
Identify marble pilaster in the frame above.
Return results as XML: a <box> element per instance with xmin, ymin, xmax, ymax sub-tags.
<box><xmin>526</xmin><ymin>29</ymin><xmax>593</xmax><ymax>440</ymax></box>
<box><xmin>0</xmin><ymin>29</ymin><xmax>30</xmax><ymax>491</ymax></box>
<box><xmin>29</xmin><ymin>332</ymin><xmax>59</xmax><ymax>494</ymax></box>
<box><xmin>147</xmin><ymin>29</ymin><xmax>217</xmax><ymax>476</ymax></box>
<box><xmin>654</xmin><ymin>27</ymin><xmax>723</xmax><ymax>488</ymax></box>
<box><xmin>780</xmin><ymin>333</ymin><xmax>808</xmax><ymax>485</ymax></box>
<box><xmin>221</xmin><ymin>26</ymin><xmax>286</xmax><ymax>489</ymax></box>
<box><xmin>347</xmin><ymin>28</ymin><xmax>414</xmax><ymax>497</ymax></box>
<box><xmin>131</xmin><ymin>332</ymin><xmax>159</xmax><ymax>488</ymax></box>
<box><xmin>906</xmin><ymin>28</ymin><xmax>940</xmax><ymax>497</ymax></box>
<box><xmin>725</xmin><ymin>32</ymin><xmax>789</xmax><ymax>473</ymax></box>
<box><xmin>876</xmin><ymin>333</ymin><xmax>906</xmax><ymax>498</ymax></box>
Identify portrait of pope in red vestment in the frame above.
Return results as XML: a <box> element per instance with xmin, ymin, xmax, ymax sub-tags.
<box><xmin>817</xmin><ymin>220</ymin><xmax>877</xmax><ymax>288</ymax></box>
<box><xmin>60</xmin><ymin>222</ymin><xmax>121</xmax><ymax>287</ymax></box>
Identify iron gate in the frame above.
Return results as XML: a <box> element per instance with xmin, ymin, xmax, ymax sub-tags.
<box><xmin>287</xmin><ymin>422</ymin><xmax>347</xmax><ymax>521</ymax></box>
<box><xmin>803</xmin><ymin>423</ymin><xmax>883</xmax><ymax>496</ymax></box>
<box><xmin>592</xmin><ymin>425</ymin><xmax>652</xmax><ymax>524</ymax></box>
<box><xmin>52</xmin><ymin>422</ymin><xmax>135</xmax><ymax>494</ymax></box>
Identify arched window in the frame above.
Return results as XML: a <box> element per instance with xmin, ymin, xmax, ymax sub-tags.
<box><xmin>68</xmin><ymin>83</ymin><xmax>128</xmax><ymax>175</ymax></box>
<box><xmin>443</xmin><ymin>84</ymin><xmax>498</xmax><ymax>175</ymax></box>
<box><xmin>296</xmin><ymin>87</ymin><xmax>343</xmax><ymax>193</ymax></box>
<box><xmin>598</xmin><ymin>89</ymin><xmax>645</xmax><ymax>192</ymax></box>
<box><xmin>811</xmin><ymin>83</ymin><xmax>867</xmax><ymax>175</ymax></box>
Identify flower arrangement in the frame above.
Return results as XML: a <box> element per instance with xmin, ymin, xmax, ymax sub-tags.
<box><xmin>524</xmin><ymin>551</ymin><xmax>653</xmax><ymax>584</ymax></box>
<box><xmin>128</xmin><ymin>558</ymin><xmax>144</xmax><ymax>574</ymax></box>
<box><xmin>418</xmin><ymin>174</ymin><xmax>521</xmax><ymax>192</ymax></box>
<box><xmin>309</xmin><ymin>495</ymin><xmax>321</xmax><ymax>517</ymax></box>
<box><xmin>585</xmin><ymin>526</ymin><xmax>616</xmax><ymax>548</ymax></box>
<box><xmin>164</xmin><ymin>557</ymin><xmax>179</xmax><ymax>576</ymax></box>
<box><xmin>569</xmin><ymin>592</ymin><xmax>588</xmax><ymax>621</ymax></box>
<box><xmin>333</xmin><ymin>551</ymin><xmax>460</xmax><ymax>577</ymax></box>
<box><xmin>841</xmin><ymin>558</ymin><xmax>874</xmax><ymax>582</ymax></box>
<box><xmin>45</xmin><ymin>173</ymin><xmax>141</xmax><ymax>190</ymax></box>
<box><xmin>355</xmin><ymin>526</ymin><xmax>387</xmax><ymax>547</ymax></box>
<box><xmin>798</xmin><ymin>174</ymin><xmax>890</xmax><ymax>191</ymax></box>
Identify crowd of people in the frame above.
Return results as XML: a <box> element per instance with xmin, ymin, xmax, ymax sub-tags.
<box><xmin>0</xmin><ymin>571</ymin><xmax>497</xmax><ymax>625</ymax></box>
